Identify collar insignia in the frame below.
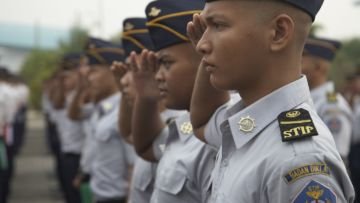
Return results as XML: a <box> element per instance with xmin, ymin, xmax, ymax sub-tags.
<box><xmin>238</xmin><ymin>116</ymin><xmax>256</xmax><ymax>133</ymax></box>
<box><xmin>180</xmin><ymin>121</ymin><xmax>193</xmax><ymax>135</ymax></box>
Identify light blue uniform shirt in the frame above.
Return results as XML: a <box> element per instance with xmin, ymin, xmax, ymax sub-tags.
<box><xmin>204</xmin><ymin>76</ymin><xmax>355</xmax><ymax>203</ymax></box>
<box><xmin>53</xmin><ymin>93</ymin><xmax>85</xmax><ymax>154</ymax></box>
<box><xmin>128</xmin><ymin>109</ymin><xmax>184</xmax><ymax>203</ymax></box>
<box><xmin>311</xmin><ymin>81</ymin><xmax>353</xmax><ymax>158</ymax></box>
<box><xmin>150</xmin><ymin>112</ymin><xmax>217</xmax><ymax>203</ymax></box>
<box><xmin>90</xmin><ymin>93</ymin><xmax>136</xmax><ymax>201</ymax></box>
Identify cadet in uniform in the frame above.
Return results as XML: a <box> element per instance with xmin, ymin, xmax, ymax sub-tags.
<box><xmin>301</xmin><ymin>37</ymin><xmax>353</xmax><ymax>162</ymax></box>
<box><xmin>188</xmin><ymin>0</ymin><xmax>355</xmax><ymax>202</ymax></box>
<box><xmin>127</xmin><ymin>0</ymin><xmax>217</xmax><ymax>202</ymax></box>
<box><xmin>51</xmin><ymin>53</ymin><xmax>86</xmax><ymax>203</ymax></box>
<box><xmin>118</xmin><ymin>17</ymin><xmax>157</xmax><ymax>203</ymax></box>
<box><xmin>85</xmin><ymin>37</ymin><xmax>135</xmax><ymax>203</ymax></box>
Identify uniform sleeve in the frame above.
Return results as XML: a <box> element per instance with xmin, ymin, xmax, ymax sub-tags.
<box><xmin>204</xmin><ymin>103</ymin><xmax>229</xmax><ymax>149</ymax></box>
<box><xmin>264</xmin><ymin>154</ymin><xmax>355</xmax><ymax>203</ymax></box>
<box><xmin>152</xmin><ymin>126</ymin><xmax>169</xmax><ymax>161</ymax></box>
<box><xmin>322</xmin><ymin>110</ymin><xmax>352</xmax><ymax>158</ymax></box>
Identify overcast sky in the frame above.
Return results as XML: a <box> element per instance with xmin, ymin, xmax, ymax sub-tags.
<box><xmin>0</xmin><ymin>0</ymin><xmax>359</xmax><ymax>40</ymax></box>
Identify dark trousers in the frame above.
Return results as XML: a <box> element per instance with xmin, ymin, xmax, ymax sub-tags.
<box><xmin>0</xmin><ymin>169</ymin><xmax>7</xmax><ymax>203</ymax></box>
<box><xmin>13</xmin><ymin>106</ymin><xmax>27</xmax><ymax>156</ymax></box>
<box><xmin>349</xmin><ymin>143</ymin><xmax>360</xmax><ymax>203</ymax></box>
<box><xmin>61</xmin><ymin>153</ymin><xmax>81</xmax><ymax>203</ymax></box>
<box><xmin>45</xmin><ymin>117</ymin><xmax>65</xmax><ymax>194</ymax></box>
<box><xmin>96</xmin><ymin>197</ymin><xmax>127</xmax><ymax>203</ymax></box>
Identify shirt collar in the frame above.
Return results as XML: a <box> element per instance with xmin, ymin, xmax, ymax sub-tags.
<box><xmin>169</xmin><ymin>111</ymin><xmax>193</xmax><ymax>143</ymax></box>
<box><xmin>310</xmin><ymin>81</ymin><xmax>334</xmax><ymax>102</ymax></box>
<box><xmin>224</xmin><ymin>76</ymin><xmax>312</xmax><ymax>149</ymax></box>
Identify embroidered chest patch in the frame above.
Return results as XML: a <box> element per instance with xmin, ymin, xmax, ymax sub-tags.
<box><xmin>278</xmin><ymin>109</ymin><xmax>318</xmax><ymax>142</ymax></box>
<box><xmin>293</xmin><ymin>180</ymin><xmax>337</xmax><ymax>203</ymax></box>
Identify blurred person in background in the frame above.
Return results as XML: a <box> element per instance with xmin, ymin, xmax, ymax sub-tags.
<box><xmin>84</xmin><ymin>37</ymin><xmax>135</xmax><ymax>203</ymax></box>
<box><xmin>301</xmin><ymin>37</ymin><xmax>353</xmax><ymax>163</ymax></box>
<box><xmin>49</xmin><ymin>53</ymin><xmax>86</xmax><ymax>203</ymax></box>
<box><xmin>0</xmin><ymin>67</ymin><xmax>29</xmax><ymax>203</ymax></box>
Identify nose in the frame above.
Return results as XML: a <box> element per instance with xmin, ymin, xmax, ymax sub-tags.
<box><xmin>196</xmin><ymin>31</ymin><xmax>211</xmax><ymax>55</ymax></box>
<box><xmin>155</xmin><ymin>66</ymin><xmax>165</xmax><ymax>84</ymax></box>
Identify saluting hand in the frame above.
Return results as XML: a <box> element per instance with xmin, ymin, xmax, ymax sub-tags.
<box><xmin>129</xmin><ymin>50</ymin><xmax>161</xmax><ymax>100</ymax></box>
<box><xmin>111</xmin><ymin>61</ymin><xmax>128</xmax><ymax>90</ymax></box>
<box><xmin>187</xmin><ymin>13</ymin><xmax>207</xmax><ymax>48</ymax></box>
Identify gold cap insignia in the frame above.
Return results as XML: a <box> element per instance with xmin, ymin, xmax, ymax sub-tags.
<box><xmin>238</xmin><ymin>116</ymin><xmax>256</xmax><ymax>133</ymax></box>
<box><xmin>306</xmin><ymin>185</ymin><xmax>324</xmax><ymax>200</ymax></box>
<box><xmin>89</xmin><ymin>43</ymin><xmax>96</xmax><ymax>49</ymax></box>
<box><xmin>124</xmin><ymin>22</ymin><xmax>134</xmax><ymax>31</ymax></box>
<box><xmin>180</xmin><ymin>122</ymin><xmax>193</xmax><ymax>135</ymax></box>
<box><xmin>286</xmin><ymin>110</ymin><xmax>301</xmax><ymax>118</ymax></box>
<box><xmin>149</xmin><ymin>7</ymin><xmax>161</xmax><ymax>17</ymax></box>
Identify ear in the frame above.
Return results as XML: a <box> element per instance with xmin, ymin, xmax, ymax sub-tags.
<box><xmin>269</xmin><ymin>14</ymin><xmax>294</xmax><ymax>52</ymax></box>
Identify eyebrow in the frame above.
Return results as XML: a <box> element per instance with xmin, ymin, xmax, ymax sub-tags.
<box><xmin>204</xmin><ymin>13</ymin><xmax>227</xmax><ymax>23</ymax></box>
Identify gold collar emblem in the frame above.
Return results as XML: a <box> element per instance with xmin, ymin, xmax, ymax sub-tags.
<box><xmin>149</xmin><ymin>7</ymin><xmax>161</xmax><ymax>17</ymax></box>
<box><xmin>180</xmin><ymin>122</ymin><xmax>193</xmax><ymax>135</ymax></box>
<box><xmin>238</xmin><ymin>116</ymin><xmax>256</xmax><ymax>133</ymax></box>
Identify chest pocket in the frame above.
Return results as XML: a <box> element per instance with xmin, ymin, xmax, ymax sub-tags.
<box><xmin>156</xmin><ymin>167</ymin><xmax>187</xmax><ymax>195</ymax></box>
<box><xmin>133</xmin><ymin>162</ymin><xmax>155</xmax><ymax>191</ymax></box>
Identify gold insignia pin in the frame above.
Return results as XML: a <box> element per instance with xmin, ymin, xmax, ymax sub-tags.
<box><xmin>89</xmin><ymin>43</ymin><xmax>96</xmax><ymax>49</ymax></box>
<box><xmin>286</xmin><ymin>110</ymin><xmax>301</xmax><ymax>118</ymax></box>
<box><xmin>238</xmin><ymin>116</ymin><xmax>256</xmax><ymax>133</ymax></box>
<box><xmin>103</xmin><ymin>103</ymin><xmax>113</xmax><ymax>112</ymax></box>
<box><xmin>124</xmin><ymin>22</ymin><xmax>134</xmax><ymax>31</ymax></box>
<box><xmin>180</xmin><ymin>122</ymin><xmax>193</xmax><ymax>135</ymax></box>
<box><xmin>149</xmin><ymin>7</ymin><xmax>161</xmax><ymax>17</ymax></box>
<box><xmin>306</xmin><ymin>185</ymin><xmax>324</xmax><ymax>200</ymax></box>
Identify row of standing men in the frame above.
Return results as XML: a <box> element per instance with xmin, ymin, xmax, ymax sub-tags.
<box><xmin>42</xmin><ymin>0</ymin><xmax>360</xmax><ymax>202</ymax></box>
<box><xmin>0</xmin><ymin>68</ymin><xmax>29</xmax><ymax>203</ymax></box>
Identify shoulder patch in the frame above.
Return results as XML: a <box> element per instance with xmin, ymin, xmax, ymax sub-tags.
<box><xmin>284</xmin><ymin>163</ymin><xmax>330</xmax><ymax>184</ymax></box>
<box><xmin>293</xmin><ymin>180</ymin><xmax>337</xmax><ymax>203</ymax></box>
<box><xmin>327</xmin><ymin>92</ymin><xmax>338</xmax><ymax>103</ymax></box>
<box><xmin>278</xmin><ymin>108</ymin><xmax>318</xmax><ymax>142</ymax></box>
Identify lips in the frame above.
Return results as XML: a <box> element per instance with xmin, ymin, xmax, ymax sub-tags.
<box><xmin>203</xmin><ymin>59</ymin><xmax>216</xmax><ymax>73</ymax></box>
<box><xmin>158</xmin><ymin>84</ymin><xmax>168</xmax><ymax>96</ymax></box>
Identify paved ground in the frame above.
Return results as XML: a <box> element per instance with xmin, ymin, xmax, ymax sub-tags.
<box><xmin>8</xmin><ymin>111</ymin><xmax>63</xmax><ymax>203</ymax></box>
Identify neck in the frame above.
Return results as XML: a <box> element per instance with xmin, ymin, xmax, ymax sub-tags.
<box><xmin>238</xmin><ymin>61</ymin><xmax>301</xmax><ymax>107</ymax></box>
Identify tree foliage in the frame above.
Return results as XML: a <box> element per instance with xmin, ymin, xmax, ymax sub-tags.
<box><xmin>20</xmin><ymin>26</ymin><xmax>88</xmax><ymax>109</ymax></box>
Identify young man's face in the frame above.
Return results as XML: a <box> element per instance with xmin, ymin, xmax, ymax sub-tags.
<box><xmin>198</xmin><ymin>1</ymin><xmax>268</xmax><ymax>91</ymax></box>
<box><xmin>62</xmin><ymin>70</ymin><xmax>78</xmax><ymax>92</ymax></box>
<box><xmin>87</xmin><ymin>65</ymin><xmax>114</xmax><ymax>101</ymax></box>
<box><xmin>301</xmin><ymin>54</ymin><xmax>318</xmax><ymax>88</ymax></box>
<box><xmin>155</xmin><ymin>43</ymin><xmax>200</xmax><ymax>110</ymax></box>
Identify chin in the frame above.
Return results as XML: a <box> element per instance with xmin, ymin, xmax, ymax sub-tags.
<box><xmin>164</xmin><ymin>98</ymin><xmax>187</xmax><ymax>110</ymax></box>
<box><xmin>210</xmin><ymin>75</ymin><xmax>232</xmax><ymax>91</ymax></box>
